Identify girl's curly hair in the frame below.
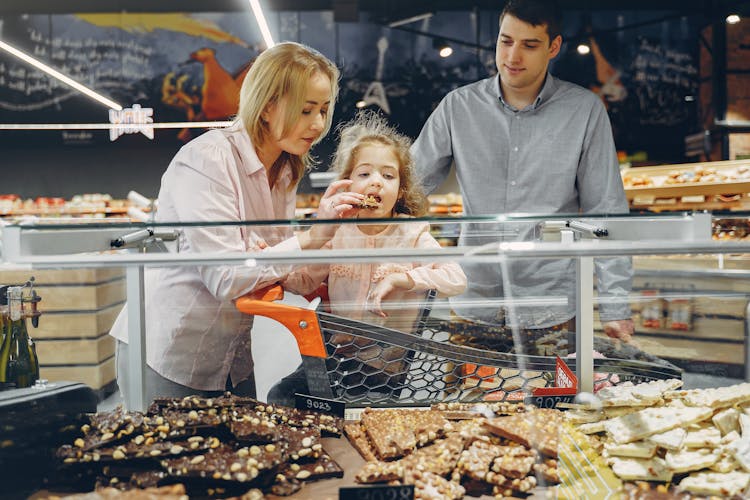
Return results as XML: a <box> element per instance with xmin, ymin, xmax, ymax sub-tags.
<box><xmin>330</xmin><ymin>111</ymin><xmax>428</xmax><ymax>216</ymax></box>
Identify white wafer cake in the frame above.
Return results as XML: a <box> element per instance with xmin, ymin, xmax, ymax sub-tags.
<box><xmin>604</xmin><ymin>441</ymin><xmax>657</xmax><ymax>459</ymax></box>
<box><xmin>604</xmin><ymin>406</ymin><xmax>713</xmax><ymax>444</ymax></box>
<box><xmin>727</xmin><ymin>435</ymin><xmax>750</xmax><ymax>472</ymax></box>
<box><xmin>610</xmin><ymin>457</ymin><xmax>673</xmax><ymax>482</ymax></box>
<box><xmin>712</xmin><ymin>407</ymin><xmax>740</xmax><ymax>436</ymax></box>
<box><xmin>684</xmin><ymin>426</ymin><xmax>722</xmax><ymax>448</ymax></box>
<box><xmin>677</xmin><ymin>470</ymin><xmax>750</xmax><ymax>497</ymax></box>
<box><xmin>647</xmin><ymin>428</ymin><xmax>686</xmax><ymax>451</ymax></box>
<box><xmin>665</xmin><ymin>448</ymin><xmax>720</xmax><ymax>473</ymax></box>
<box><xmin>596</xmin><ymin>379</ymin><xmax>682</xmax><ymax>407</ymax></box>
<box><xmin>665</xmin><ymin>382</ymin><xmax>750</xmax><ymax>409</ymax></box>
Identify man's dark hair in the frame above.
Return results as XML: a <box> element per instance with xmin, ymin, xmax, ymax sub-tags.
<box><xmin>500</xmin><ymin>0</ymin><xmax>562</xmax><ymax>42</ymax></box>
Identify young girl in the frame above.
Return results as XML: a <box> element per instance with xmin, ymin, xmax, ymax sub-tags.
<box><xmin>268</xmin><ymin>111</ymin><xmax>467</xmax><ymax>404</ymax></box>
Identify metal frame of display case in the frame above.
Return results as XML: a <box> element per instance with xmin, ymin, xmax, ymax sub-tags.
<box><xmin>4</xmin><ymin>212</ymin><xmax>750</xmax><ymax>411</ymax></box>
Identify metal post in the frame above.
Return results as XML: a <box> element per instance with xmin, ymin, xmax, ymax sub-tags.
<box><xmin>576</xmin><ymin>256</ymin><xmax>594</xmax><ymax>393</ymax></box>
<box><xmin>126</xmin><ymin>265</ymin><xmax>147</xmax><ymax>411</ymax></box>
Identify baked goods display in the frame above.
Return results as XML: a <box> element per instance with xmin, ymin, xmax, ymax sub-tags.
<box><xmin>345</xmin><ymin>405</ymin><xmax>562</xmax><ymax>498</ymax></box>
<box><xmin>713</xmin><ymin>218</ymin><xmax>750</xmax><ymax>240</ymax></box>
<box><xmin>0</xmin><ymin>193</ymin><xmax>128</xmax><ymax>217</ymax></box>
<box><xmin>568</xmin><ymin>379</ymin><xmax>750</xmax><ymax>498</ymax></box>
<box><xmin>49</xmin><ymin>393</ymin><xmax>344</xmax><ymax>498</ymax></box>
<box><xmin>621</xmin><ymin>160</ymin><xmax>750</xmax><ymax>212</ymax></box>
<box><xmin>427</xmin><ymin>193</ymin><xmax>463</xmax><ymax>215</ymax></box>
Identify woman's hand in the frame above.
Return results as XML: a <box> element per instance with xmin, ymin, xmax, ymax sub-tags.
<box><xmin>316</xmin><ymin>179</ymin><xmax>363</xmax><ymax>219</ymax></box>
<box><xmin>366</xmin><ymin>273</ymin><xmax>414</xmax><ymax>318</ymax></box>
<box><xmin>297</xmin><ymin>180</ymin><xmax>364</xmax><ymax>249</ymax></box>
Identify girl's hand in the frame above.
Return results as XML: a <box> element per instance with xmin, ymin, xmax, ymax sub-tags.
<box><xmin>366</xmin><ymin>273</ymin><xmax>414</xmax><ymax>318</ymax></box>
<box><xmin>316</xmin><ymin>179</ymin><xmax>364</xmax><ymax>219</ymax></box>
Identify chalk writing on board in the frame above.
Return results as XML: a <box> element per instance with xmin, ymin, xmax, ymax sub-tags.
<box><xmin>0</xmin><ymin>28</ymin><xmax>154</xmax><ymax>111</ymax></box>
<box><xmin>630</xmin><ymin>38</ymin><xmax>698</xmax><ymax>127</ymax></box>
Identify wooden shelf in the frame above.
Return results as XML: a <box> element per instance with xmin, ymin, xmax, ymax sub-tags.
<box><xmin>623</xmin><ymin>159</ymin><xmax>750</xmax><ymax>211</ymax></box>
<box><xmin>0</xmin><ymin>207</ymin><xmax>128</xmax><ymax>216</ymax></box>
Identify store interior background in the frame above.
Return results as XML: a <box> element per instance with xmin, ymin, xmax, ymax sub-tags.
<box><xmin>0</xmin><ymin>0</ymin><xmax>748</xmax><ymax>198</ymax></box>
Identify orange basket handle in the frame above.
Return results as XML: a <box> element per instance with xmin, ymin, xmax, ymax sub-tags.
<box><xmin>235</xmin><ymin>285</ymin><xmax>326</xmax><ymax>358</ymax></box>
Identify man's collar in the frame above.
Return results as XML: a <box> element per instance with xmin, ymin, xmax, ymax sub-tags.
<box><xmin>495</xmin><ymin>72</ymin><xmax>557</xmax><ymax>111</ymax></box>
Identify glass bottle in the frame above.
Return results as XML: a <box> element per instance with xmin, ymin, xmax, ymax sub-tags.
<box><xmin>1</xmin><ymin>287</ymin><xmax>37</xmax><ymax>388</ymax></box>
<box><xmin>0</xmin><ymin>287</ymin><xmax>12</xmax><ymax>387</ymax></box>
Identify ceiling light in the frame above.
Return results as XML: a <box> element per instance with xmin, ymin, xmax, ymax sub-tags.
<box><xmin>577</xmin><ymin>43</ymin><xmax>591</xmax><ymax>55</ymax></box>
<box><xmin>433</xmin><ymin>38</ymin><xmax>453</xmax><ymax>58</ymax></box>
<box><xmin>248</xmin><ymin>0</ymin><xmax>275</xmax><ymax>48</ymax></box>
<box><xmin>726</xmin><ymin>14</ymin><xmax>741</xmax><ymax>24</ymax></box>
<box><xmin>0</xmin><ymin>39</ymin><xmax>122</xmax><ymax>110</ymax></box>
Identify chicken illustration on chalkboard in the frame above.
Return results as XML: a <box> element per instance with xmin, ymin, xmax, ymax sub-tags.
<box><xmin>162</xmin><ymin>47</ymin><xmax>255</xmax><ymax>142</ymax></box>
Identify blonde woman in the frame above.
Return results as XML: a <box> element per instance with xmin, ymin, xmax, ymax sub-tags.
<box><xmin>111</xmin><ymin>42</ymin><xmax>362</xmax><ymax>404</ymax></box>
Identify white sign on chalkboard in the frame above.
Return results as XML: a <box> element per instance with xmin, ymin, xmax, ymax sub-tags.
<box><xmin>108</xmin><ymin>103</ymin><xmax>154</xmax><ymax>141</ymax></box>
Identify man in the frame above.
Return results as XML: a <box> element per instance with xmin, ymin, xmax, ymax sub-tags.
<box><xmin>411</xmin><ymin>0</ymin><xmax>634</xmax><ymax>354</ymax></box>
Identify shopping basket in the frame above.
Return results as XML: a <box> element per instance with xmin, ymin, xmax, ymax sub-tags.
<box><xmin>236</xmin><ymin>285</ymin><xmax>682</xmax><ymax>405</ymax></box>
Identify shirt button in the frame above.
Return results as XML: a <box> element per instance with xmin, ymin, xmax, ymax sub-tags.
<box><xmin>516</xmin><ymin>115</ymin><xmax>520</xmax><ymax>119</ymax></box>
<box><xmin>513</xmin><ymin>147</ymin><xmax>519</xmax><ymax>152</ymax></box>
<box><xmin>511</xmin><ymin>181</ymin><xmax>517</xmax><ymax>186</ymax></box>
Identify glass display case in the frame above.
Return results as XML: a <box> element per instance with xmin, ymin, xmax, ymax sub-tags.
<box><xmin>3</xmin><ymin>211</ymin><xmax>750</xmax><ymax>498</ymax></box>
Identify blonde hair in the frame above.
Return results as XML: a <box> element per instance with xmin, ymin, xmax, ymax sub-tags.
<box><xmin>238</xmin><ymin>42</ymin><xmax>339</xmax><ymax>190</ymax></box>
<box><xmin>331</xmin><ymin>111</ymin><xmax>428</xmax><ymax>216</ymax></box>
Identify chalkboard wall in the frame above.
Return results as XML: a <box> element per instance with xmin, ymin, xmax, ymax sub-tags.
<box><xmin>0</xmin><ymin>8</ymin><xmax>705</xmax><ymax>198</ymax></box>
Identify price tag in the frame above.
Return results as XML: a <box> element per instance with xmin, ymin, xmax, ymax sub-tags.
<box><xmin>295</xmin><ymin>393</ymin><xmax>345</xmax><ymax>418</ymax></box>
<box><xmin>529</xmin><ymin>356</ymin><xmax>577</xmax><ymax>409</ymax></box>
<box><xmin>339</xmin><ymin>484</ymin><xmax>414</xmax><ymax>500</ymax></box>
<box><xmin>524</xmin><ymin>394</ymin><xmax>576</xmax><ymax>409</ymax></box>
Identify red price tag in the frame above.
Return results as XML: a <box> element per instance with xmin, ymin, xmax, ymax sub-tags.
<box><xmin>532</xmin><ymin>356</ymin><xmax>577</xmax><ymax>397</ymax></box>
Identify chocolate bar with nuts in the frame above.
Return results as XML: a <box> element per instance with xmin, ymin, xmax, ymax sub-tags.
<box><xmin>431</xmin><ymin>401</ymin><xmax>527</xmax><ymax>420</ymax></box>
<box><xmin>491</xmin><ymin>474</ymin><xmax>538</xmax><ymax>496</ymax></box>
<box><xmin>533</xmin><ymin>458</ymin><xmax>559</xmax><ymax>485</ymax></box>
<box><xmin>278</xmin><ymin>452</ymin><xmax>344</xmax><ymax>482</ymax></box>
<box><xmin>490</xmin><ymin>445</ymin><xmax>537</xmax><ymax>479</ymax></box>
<box><xmin>57</xmin><ymin>483</ymin><xmax>189</xmax><ymax>499</ymax></box>
<box><xmin>345</xmin><ymin>422</ymin><xmax>378</xmax><ymax>462</ymax></box>
<box><xmin>355</xmin><ymin>461</ymin><xmax>404</xmax><ymax>484</ymax></box>
<box><xmin>359</xmin><ymin>408</ymin><xmax>449</xmax><ymax>460</ymax></box>
<box><xmin>160</xmin><ymin>443</ymin><xmax>286</xmax><ymax>485</ymax></box>
<box><xmin>148</xmin><ymin>392</ymin><xmax>259</xmax><ymax>413</ymax></box>
<box><xmin>227</xmin><ymin>410</ymin><xmax>280</xmax><ymax>443</ymax></box>
<box><xmin>263</xmin><ymin>404</ymin><xmax>343</xmax><ymax>436</ymax></box>
<box><xmin>484</xmin><ymin>408</ymin><xmax>562</xmax><ymax>458</ymax></box>
<box><xmin>400</xmin><ymin>433</ymin><xmax>467</xmax><ymax>477</ymax></box>
<box><xmin>400</xmin><ymin>470</ymin><xmax>466</xmax><ymax>500</ymax></box>
<box><xmin>456</xmin><ymin>440</ymin><xmax>507</xmax><ymax>482</ymax></box>
<box><xmin>283</xmin><ymin>426</ymin><xmax>322</xmax><ymax>461</ymax></box>
<box><xmin>58</xmin><ymin>436</ymin><xmax>218</xmax><ymax>464</ymax></box>
<box><xmin>88</xmin><ymin>407</ymin><xmax>146</xmax><ymax>436</ymax></box>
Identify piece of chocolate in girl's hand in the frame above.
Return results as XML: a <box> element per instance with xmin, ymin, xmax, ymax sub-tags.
<box><xmin>358</xmin><ymin>194</ymin><xmax>380</xmax><ymax>209</ymax></box>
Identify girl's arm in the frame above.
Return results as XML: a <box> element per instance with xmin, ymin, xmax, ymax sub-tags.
<box><xmin>366</xmin><ymin>229</ymin><xmax>467</xmax><ymax>318</ymax></box>
<box><xmin>405</xmin><ymin>230</ymin><xmax>467</xmax><ymax>297</ymax></box>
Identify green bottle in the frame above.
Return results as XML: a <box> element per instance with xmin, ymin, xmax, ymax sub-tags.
<box><xmin>0</xmin><ymin>286</ymin><xmax>12</xmax><ymax>386</ymax></box>
<box><xmin>0</xmin><ymin>287</ymin><xmax>21</xmax><ymax>386</ymax></box>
